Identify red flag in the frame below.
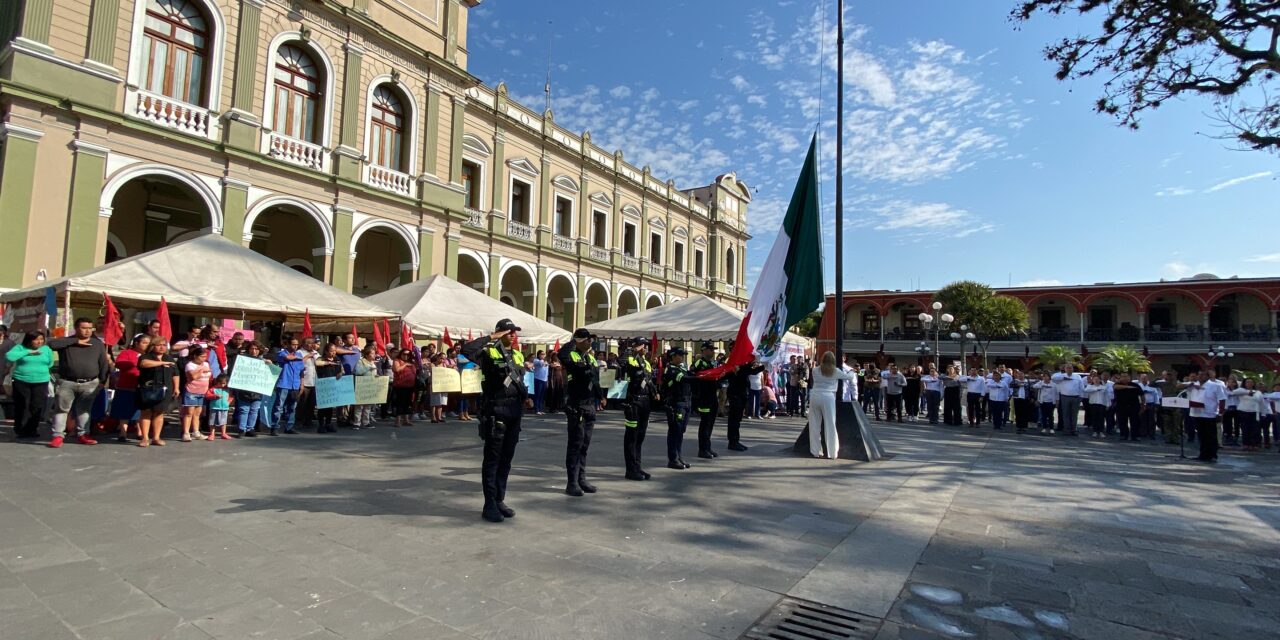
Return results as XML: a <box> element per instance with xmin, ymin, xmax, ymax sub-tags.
<box><xmin>156</xmin><ymin>297</ymin><xmax>172</xmax><ymax>341</ymax></box>
<box><xmin>650</xmin><ymin>331</ymin><xmax>659</xmax><ymax>355</ymax></box>
<box><xmin>511</xmin><ymin>332</ymin><xmax>520</xmax><ymax>352</ymax></box>
<box><xmin>652</xmin><ymin>331</ymin><xmax>662</xmax><ymax>386</ymax></box>
<box><xmin>101</xmin><ymin>294</ymin><xmax>123</xmax><ymax>348</ymax></box>
<box><xmin>372</xmin><ymin>320</ymin><xmax>385</xmax><ymax>355</ymax></box>
<box><xmin>301</xmin><ymin>309</ymin><xmax>313</xmax><ymax>339</ymax></box>
<box><xmin>351</xmin><ymin>323</ymin><xmax>359</xmax><ymax>347</ymax></box>
<box><xmin>400</xmin><ymin>322</ymin><xmax>414</xmax><ymax>350</ymax></box>
<box><xmin>383</xmin><ymin>319</ymin><xmax>392</xmax><ymax>349</ymax></box>
<box><xmin>695</xmin><ymin>312</ymin><xmax>754</xmax><ymax>381</ymax></box>
<box><xmin>443</xmin><ymin>327</ymin><xmax>454</xmax><ymax>349</ymax></box>
<box><xmin>468</xmin><ymin>328</ymin><xmax>474</xmax><ymax>341</ymax></box>
<box><xmin>553</xmin><ymin>340</ymin><xmax>560</xmax><ymax>352</ymax></box>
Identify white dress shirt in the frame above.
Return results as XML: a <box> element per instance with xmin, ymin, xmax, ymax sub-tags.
<box><xmin>1187</xmin><ymin>382</ymin><xmax>1228</xmax><ymax>419</ymax></box>
<box><xmin>1034</xmin><ymin>381</ymin><xmax>1058</xmax><ymax>404</ymax></box>
<box><xmin>987</xmin><ymin>377</ymin><xmax>1011</xmax><ymax>402</ymax></box>
<box><xmin>960</xmin><ymin>375</ymin><xmax>987</xmax><ymax>394</ymax></box>
<box><xmin>1052</xmin><ymin>372</ymin><xmax>1086</xmax><ymax>397</ymax></box>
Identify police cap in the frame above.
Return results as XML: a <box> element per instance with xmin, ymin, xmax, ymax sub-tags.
<box><xmin>700</xmin><ymin>340</ymin><xmax>716</xmax><ymax>351</ymax></box>
<box><xmin>668</xmin><ymin>346</ymin><xmax>687</xmax><ymax>357</ymax></box>
<box><xmin>572</xmin><ymin>327</ymin><xmax>594</xmax><ymax>340</ymax></box>
<box><xmin>495</xmin><ymin>318</ymin><xmax>521</xmax><ymax>332</ymax></box>
<box><xmin>631</xmin><ymin>337</ymin><xmax>649</xmax><ymax>347</ymax></box>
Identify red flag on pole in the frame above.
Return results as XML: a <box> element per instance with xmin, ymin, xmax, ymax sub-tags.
<box><xmin>351</xmin><ymin>323</ymin><xmax>359</xmax><ymax>347</ymax></box>
<box><xmin>442</xmin><ymin>327</ymin><xmax>454</xmax><ymax>349</ymax></box>
<box><xmin>695</xmin><ymin>311</ymin><xmax>755</xmax><ymax>381</ymax></box>
<box><xmin>300</xmin><ymin>309</ymin><xmax>313</xmax><ymax>339</ymax></box>
<box><xmin>382</xmin><ymin>319</ymin><xmax>392</xmax><ymax>349</ymax></box>
<box><xmin>553</xmin><ymin>340</ymin><xmax>560</xmax><ymax>352</ymax></box>
<box><xmin>400</xmin><ymin>322</ymin><xmax>414</xmax><ymax>350</ymax></box>
<box><xmin>156</xmin><ymin>297</ymin><xmax>173</xmax><ymax>342</ymax></box>
<box><xmin>372</xmin><ymin>320</ymin><xmax>385</xmax><ymax>355</ymax></box>
<box><xmin>650</xmin><ymin>331</ymin><xmax>659</xmax><ymax>355</ymax></box>
<box><xmin>101</xmin><ymin>294</ymin><xmax>123</xmax><ymax>348</ymax></box>
<box><xmin>652</xmin><ymin>331</ymin><xmax>662</xmax><ymax>386</ymax></box>
<box><xmin>468</xmin><ymin>328</ymin><xmax>474</xmax><ymax>341</ymax></box>
<box><xmin>511</xmin><ymin>332</ymin><xmax>520</xmax><ymax>352</ymax></box>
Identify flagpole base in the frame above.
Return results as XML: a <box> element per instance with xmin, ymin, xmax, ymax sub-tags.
<box><xmin>791</xmin><ymin>400</ymin><xmax>887</xmax><ymax>461</ymax></box>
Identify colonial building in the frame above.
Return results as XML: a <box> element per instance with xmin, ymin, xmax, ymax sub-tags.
<box><xmin>0</xmin><ymin>0</ymin><xmax>752</xmax><ymax>329</ymax></box>
<box><xmin>816</xmin><ymin>276</ymin><xmax>1280</xmax><ymax>376</ymax></box>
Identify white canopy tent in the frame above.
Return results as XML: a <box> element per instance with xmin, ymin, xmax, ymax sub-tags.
<box><xmin>364</xmin><ymin>274</ymin><xmax>572</xmax><ymax>344</ymax></box>
<box><xmin>584</xmin><ymin>294</ymin><xmax>811</xmax><ymax>348</ymax></box>
<box><xmin>0</xmin><ymin>233</ymin><xmax>395</xmax><ymax>324</ymax></box>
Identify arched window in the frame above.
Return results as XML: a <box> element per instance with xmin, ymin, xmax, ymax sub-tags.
<box><xmin>272</xmin><ymin>44</ymin><xmax>321</xmax><ymax>142</ymax></box>
<box><xmin>370</xmin><ymin>86</ymin><xmax>405</xmax><ymax>171</ymax></box>
<box><xmin>726</xmin><ymin>248</ymin><xmax>737</xmax><ymax>285</ymax></box>
<box><xmin>138</xmin><ymin>0</ymin><xmax>209</xmax><ymax>105</ymax></box>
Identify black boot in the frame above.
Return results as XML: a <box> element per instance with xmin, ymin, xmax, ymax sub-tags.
<box><xmin>566</xmin><ymin>471</ymin><xmax>585</xmax><ymax>497</ymax></box>
<box><xmin>697</xmin><ymin>451</ymin><xmax>714</xmax><ymax>459</ymax></box>
<box><xmin>667</xmin><ymin>460</ymin><xmax>685</xmax><ymax>470</ymax></box>
<box><xmin>578</xmin><ymin>471</ymin><xmax>597</xmax><ymax>494</ymax></box>
<box><xmin>640</xmin><ymin>470</ymin><xmax>651</xmax><ymax>480</ymax></box>
<box><xmin>728</xmin><ymin>442</ymin><xmax>748</xmax><ymax>451</ymax></box>
<box><xmin>496</xmin><ymin>502</ymin><xmax>515</xmax><ymax>518</ymax></box>
<box><xmin>678</xmin><ymin>457</ymin><xmax>691</xmax><ymax>468</ymax></box>
<box><xmin>482</xmin><ymin>502</ymin><xmax>505</xmax><ymax>522</ymax></box>
<box><xmin>625</xmin><ymin>470</ymin><xmax>646</xmax><ymax>480</ymax></box>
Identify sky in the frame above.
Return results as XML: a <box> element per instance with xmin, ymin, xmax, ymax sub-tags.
<box><xmin>465</xmin><ymin>0</ymin><xmax>1279</xmax><ymax>294</ymax></box>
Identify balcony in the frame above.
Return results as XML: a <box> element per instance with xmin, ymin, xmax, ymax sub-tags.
<box><xmin>589</xmin><ymin>246</ymin><xmax>610</xmax><ymax>262</ymax></box>
<box><xmin>464</xmin><ymin>208</ymin><xmax>485</xmax><ymax>229</ymax></box>
<box><xmin>552</xmin><ymin>235</ymin><xmax>575</xmax><ymax>253</ymax></box>
<box><xmin>265</xmin><ymin>132</ymin><xmax>325</xmax><ymax>171</ymax></box>
<box><xmin>645</xmin><ymin>262</ymin><xmax>665</xmax><ymax>278</ymax></box>
<box><xmin>671</xmin><ymin>272</ymin><xmax>687</xmax><ymax>285</ymax></box>
<box><xmin>621</xmin><ymin>255</ymin><xmax>639</xmax><ymax>271</ymax></box>
<box><xmin>128</xmin><ymin>88</ymin><xmax>215</xmax><ymax>139</ymax></box>
<box><xmin>838</xmin><ymin>325</ymin><xmax>1280</xmax><ymax>358</ymax></box>
<box><xmin>366</xmin><ymin>165</ymin><xmax>414</xmax><ymax>197</ymax></box>
<box><xmin>507</xmin><ymin>220</ymin><xmax>533</xmax><ymax>241</ymax></box>
<box><xmin>690</xmin><ymin>275</ymin><xmax>707</xmax><ymax>289</ymax></box>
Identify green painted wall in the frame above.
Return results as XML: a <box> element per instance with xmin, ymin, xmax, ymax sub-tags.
<box><xmin>230</xmin><ymin>0</ymin><xmax>262</xmax><ymax>113</ymax></box>
<box><xmin>86</xmin><ymin>0</ymin><xmax>121</xmax><ymax>67</ymax></box>
<box><xmin>64</xmin><ymin>145</ymin><xmax>108</xmax><ymax>274</ymax></box>
<box><xmin>418</xmin><ymin>228</ymin><xmax>435</xmax><ymax>280</ymax></box>
<box><xmin>331</xmin><ymin>208</ymin><xmax>353</xmax><ymax>291</ymax></box>
<box><xmin>221</xmin><ymin>181</ymin><xmax>249</xmax><ymax>242</ymax></box>
<box><xmin>0</xmin><ymin>130</ymin><xmax>40</xmax><ymax>288</ymax></box>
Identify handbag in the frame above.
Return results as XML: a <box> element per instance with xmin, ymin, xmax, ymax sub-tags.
<box><xmin>140</xmin><ymin>381</ymin><xmax>167</xmax><ymax>405</ymax></box>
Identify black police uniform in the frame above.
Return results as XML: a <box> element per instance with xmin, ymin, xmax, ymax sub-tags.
<box><xmin>690</xmin><ymin>349</ymin><xmax>720</xmax><ymax>458</ymax></box>
<box><xmin>619</xmin><ymin>343</ymin><xmax>656</xmax><ymax>480</ymax></box>
<box><xmin>559</xmin><ymin>341</ymin><xmax>602</xmax><ymax>495</ymax></box>
<box><xmin>724</xmin><ymin>362</ymin><xmax>765</xmax><ymax>450</ymax></box>
<box><xmin>663</xmin><ymin>353</ymin><xmax>692</xmax><ymax>468</ymax></box>
<box><xmin>460</xmin><ymin>331</ymin><xmax>527</xmax><ymax>522</ymax></box>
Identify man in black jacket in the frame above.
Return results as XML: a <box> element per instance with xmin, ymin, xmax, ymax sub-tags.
<box><xmin>559</xmin><ymin>328</ymin><xmax>603</xmax><ymax>496</ymax></box>
<box><xmin>724</xmin><ymin>359</ymin><xmax>765</xmax><ymax>452</ymax></box>
<box><xmin>460</xmin><ymin>319</ymin><xmax>528</xmax><ymax>522</ymax></box>
<box><xmin>47</xmin><ymin>318</ymin><xmax>112</xmax><ymax>447</ymax></box>
<box><xmin>690</xmin><ymin>341</ymin><xmax>720</xmax><ymax>459</ymax></box>
<box><xmin>663</xmin><ymin>347</ymin><xmax>692</xmax><ymax>469</ymax></box>
<box><xmin>619</xmin><ymin>337</ymin><xmax>656</xmax><ymax>480</ymax></box>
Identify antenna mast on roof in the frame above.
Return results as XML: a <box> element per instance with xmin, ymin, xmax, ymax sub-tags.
<box><xmin>544</xmin><ymin>21</ymin><xmax>553</xmax><ymax>112</ymax></box>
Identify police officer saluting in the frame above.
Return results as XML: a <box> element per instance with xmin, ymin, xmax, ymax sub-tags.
<box><xmin>558</xmin><ymin>328</ymin><xmax>604</xmax><ymax>497</ymax></box>
<box><xmin>620</xmin><ymin>337</ymin><xmax>657</xmax><ymax>480</ymax></box>
<box><xmin>664</xmin><ymin>346</ymin><xmax>693</xmax><ymax>469</ymax></box>
<box><xmin>461</xmin><ymin>319</ymin><xmax>528</xmax><ymax>523</ymax></box>
<box><xmin>690</xmin><ymin>341</ymin><xmax>721</xmax><ymax>459</ymax></box>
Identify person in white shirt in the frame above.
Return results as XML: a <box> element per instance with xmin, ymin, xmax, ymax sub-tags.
<box><xmin>807</xmin><ymin>352</ymin><xmax>856</xmax><ymax>458</ymax></box>
<box><xmin>1138</xmin><ymin>373</ymin><xmax>1161</xmax><ymax>440</ymax></box>
<box><xmin>921</xmin><ymin>366</ymin><xmax>943</xmax><ymax>425</ymax></box>
<box><xmin>1083</xmin><ymin>373</ymin><xmax>1109</xmax><ymax>438</ymax></box>
<box><xmin>1266</xmin><ymin>383</ymin><xmax>1280</xmax><ymax>449</ymax></box>
<box><xmin>840</xmin><ymin>356</ymin><xmax>859</xmax><ymax>405</ymax></box>
<box><xmin>1010</xmin><ymin>369</ymin><xmax>1035</xmax><ymax>433</ymax></box>
<box><xmin>1052</xmin><ymin>365</ymin><xmax>1087</xmax><ymax>436</ymax></box>
<box><xmin>881</xmin><ymin>364</ymin><xmax>907</xmax><ymax>423</ymax></box>
<box><xmin>959</xmin><ymin>370</ymin><xmax>987</xmax><ymax>427</ymax></box>
<box><xmin>1033</xmin><ymin>372</ymin><xmax>1058</xmax><ymax>434</ymax></box>
<box><xmin>986</xmin><ymin>369</ymin><xmax>1012</xmax><ymax>430</ymax></box>
<box><xmin>1186</xmin><ymin>370</ymin><xmax>1228</xmax><ymax>462</ymax></box>
<box><xmin>1231</xmin><ymin>378</ymin><xmax>1266</xmax><ymax>451</ymax></box>
<box><xmin>1154</xmin><ymin>370</ymin><xmax>1185</xmax><ymax>444</ymax></box>
<box><xmin>298</xmin><ymin>337</ymin><xmax>320</xmax><ymax>428</ymax></box>
<box><xmin>1222</xmin><ymin>375</ymin><xmax>1241</xmax><ymax>446</ymax></box>
<box><xmin>1102</xmin><ymin>371</ymin><xmax>1117</xmax><ymax>435</ymax></box>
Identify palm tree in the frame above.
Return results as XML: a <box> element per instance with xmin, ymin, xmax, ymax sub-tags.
<box><xmin>1234</xmin><ymin>369</ymin><xmax>1280</xmax><ymax>389</ymax></box>
<box><xmin>1093</xmin><ymin>344</ymin><xmax>1152</xmax><ymax>374</ymax></box>
<box><xmin>1038</xmin><ymin>345</ymin><xmax>1083</xmax><ymax>371</ymax></box>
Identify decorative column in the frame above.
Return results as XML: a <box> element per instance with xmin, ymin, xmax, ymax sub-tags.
<box><xmin>1136</xmin><ymin>310</ymin><xmax>1146</xmax><ymax>343</ymax></box>
<box><xmin>335</xmin><ymin>42</ymin><xmax>365</xmax><ymax>180</ymax></box>
<box><xmin>85</xmin><ymin>0</ymin><xmax>123</xmax><ymax>73</ymax></box>
<box><xmin>14</xmin><ymin>0</ymin><xmax>54</xmax><ymax>50</ymax></box>
<box><xmin>1202</xmin><ymin>310</ymin><xmax>1211</xmax><ymax>342</ymax></box>
<box><xmin>449</xmin><ymin>94</ymin><xmax>466</xmax><ymax>185</ymax></box>
<box><xmin>443</xmin><ymin>230</ymin><xmax>460</xmax><ymax>280</ymax></box>
<box><xmin>66</xmin><ymin>140</ymin><xmax>110</xmax><ymax>273</ymax></box>
<box><xmin>1079</xmin><ymin>312</ymin><xmax>1087</xmax><ymax>343</ymax></box>
<box><xmin>311</xmin><ymin>248</ymin><xmax>333</xmax><ymax>284</ymax></box>
<box><xmin>537</xmin><ymin>152</ymin><xmax>552</xmax><ymax>248</ymax></box>
<box><xmin>608</xmin><ymin>282</ymin><xmax>619</xmax><ymax>320</ymax></box>
<box><xmin>417</xmin><ymin>225</ymin><xmax>436</xmax><ymax>280</ymax></box>
<box><xmin>444</xmin><ymin>0</ymin><xmax>461</xmax><ymax>64</ymax></box>
<box><xmin>575</xmin><ymin>274</ymin><xmax>588</xmax><ymax>328</ymax></box>
<box><xmin>488</xmin><ymin>254</ymin><xmax>501</xmax><ymax>300</ymax></box>
<box><xmin>0</xmin><ymin>124</ymin><xmax>41</xmax><ymax>288</ymax></box>
<box><xmin>534</xmin><ymin>266</ymin><xmax>548</xmax><ymax>321</ymax></box>
<box><xmin>224</xmin><ymin>0</ymin><xmax>264</xmax><ymax>149</ymax></box>
<box><xmin>220</xmin><ymin>177</ymin><xmax>250</xmax><ymax>242</ymax></box>
<box><xmin>422</xmin><ymin>85</ymin><xmax>442</xmax><ymax>179</ymax></box>
<box><xmin>331</xmin><ymin>206</ymin><xmax>354</xmax><ymax>291</ymax></box>
<box><xmin>488</xmin><ymin>129</ymin><xmax>507</xmax><ymax>236</ymax></box>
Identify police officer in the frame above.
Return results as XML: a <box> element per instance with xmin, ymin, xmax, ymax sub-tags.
<box><xmin>620</xmin><ymin>337</ymin><xmax>657</xmax><ymax>480</ymax></box>
<box><xmin>724</xmin><ymin>358</ymin><xmax>766</xmax><ymax>452</ymax></box>
<box><xmin>690</xmin><ymin>341</ymin><xmax>720</xmax><ymax>459</ymax></box>
<box><xmin>559</xmin><ymin>328</ymin><xmax>603</xmax><ymax>497</ymax></box>
<box><xmin>460</xmin><ymin>319</ymin><xmax>528</xmax><ymax>523</ymax></box>
<box><xmin>664</xmin><ymin>346</ymin><xmax>692</xmax><ymax>469</ymax></box>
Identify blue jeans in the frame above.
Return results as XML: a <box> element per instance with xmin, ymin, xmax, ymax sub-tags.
<box><xmin>273</xmin><ymin>388</ymin><xmax>299</xmax><ymax>429</ymax></box>
<box><xmin>534</xmin><ymin>379</ymin><xmax>547</xmax><ymax>412</ymax></box>
<box><xmin>234</xmin><ymin>392</ymin><xmax>262</xmax><ymax>432</ymax></box>
<box><xmin>747</xmin><ymin>389</ymin><xmax>761</xmax><ymax>418</ymax></box>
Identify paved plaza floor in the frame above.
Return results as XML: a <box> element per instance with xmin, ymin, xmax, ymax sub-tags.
<box><xmin>2</xmin><ymin>409</ymin><xmax>1279</xmax><ymax>640</ymax></box>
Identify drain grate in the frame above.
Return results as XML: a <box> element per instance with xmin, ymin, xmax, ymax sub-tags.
<box><xmin>740</xmin><ymin>596</ymin><xmax>882</xmax><ymax>640</ymax></box>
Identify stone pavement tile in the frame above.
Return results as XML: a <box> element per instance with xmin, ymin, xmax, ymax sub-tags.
<box><xmin>1150</xmin><ymin>560</ymin><xmax>1252</xmax><ymax>590</ymax></box>
<box><xmin>3</xmin><ymin>603</ymin><xmax>81</xmax><ymax>640</ymax></box>
<box><xmin>487</xmin><ymin>574</ymin><xmax>595</xmax><ymax>618</ymax></box>
<box><xmin>14</xmin><ymin>558</ymin><xmax>119</xmax><ymax>597</ymax></box>
<box><xmin>1165</xmin><ymin>593</ymin><xmax>1280</xmax><ymax>633</ymax></box>
<box><xmin>641</xmin><ymin>583</ymin><xmax>780</xmax><ymax>640</ymax></box>
<box><xmin>76</xmin><ymin>610</ymin><xmax>211</xmax><ymax>640</ymax></box>
<box><xmin>190</xmin><ymin>596</ymin><xmax>325</xmax><ymax>640</ymax></box>
<box><xmin>906</xmin><ymin>566</ymin><xmax>990</xmax><ymax>600</ymax></box>
<box><xmin>1190</xmin><ymin>616</ymin><xmax>1280</xmax><ymax>640</ymax></box>
<box><xmin>461</xmin><ymin>605</ymin><xmax>578</xmax><ymax>640</ymax></box>
<box><xmin>0</xmin><ymin>539</ymin><xmax>92</xmax><ymax>572</ymax></box>
<box><xmin>46</xmin><ymin>579</ymin><xmax>164</xmax><ymax>629</ymax></box>
<box><xmin>300</xmin><ymin>592</ymin><xmax>419</xmax><ymax>640</ymax></box>
<box><xmin>0</xmin><ymin>514</ymin><xmax>58</xmax><ymax>551</ymax></box>
<box><xmin>251</xmin><ymin>573</ymin><xmax>360</xmax><ymax>612</ymax></box>
<box><xmin>559</xmin><ymin>603</ymin><xmax>721</xmax><ymax>640</ymax></box>
<box><xmin>873</xmin><ymin>619</ymin><xmax>952</xmax><ymax>640</ymax></box>
<box><xmin>1157</xmin><ymin>576</ymin><xmax>1249</xmax><ymax>605</ymax></box>
<box><xmin>126</xmin><ymin>561</ymin><xmax>256</xmax><ymax>618</ymax></box>
<box><xmin>0</xmin><ymin>582</ymin><xmax>41</xmax><ymax>615</ymax></box>
<box><xmin>373</xmin><ymin>616</ymin><xmax>473</xmax><ymax>640</ymax></box>
<box><xmin>394</xmin><ymin>580</ymin><xmax>513</xmax><ymax>628</ymax></box>
<box><xmin>566</xmin><ymin>541</ymin><xmax>661</xmax><ymax>575</ymax></box>
<box><xmin>1064</xmin><ymin>615</ymin><xmax>1175</xmax><ymax>640</ymax></box>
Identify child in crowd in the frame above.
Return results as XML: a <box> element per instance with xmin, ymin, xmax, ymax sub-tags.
<box><xmin>429</xmin><ymin>353</ymin><xmax>449</xmax><ymax>423</ymax></box>
<box><xmin>208</xmin><ymin>375</ymin><xmax>233</xmax><ymax>440</ymax></box>
<box><xmin>181</xmin><ymin>347</ymin><xmax>212</xmax><ymax>442</ymax></box>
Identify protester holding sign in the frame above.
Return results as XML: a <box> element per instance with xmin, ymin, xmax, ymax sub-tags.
<box><xmin>391</xmin><ymin>349</ymin><xmax>417</xmax><ymax>427</ymax></box>
<box><xmin>228</xmin><ymin>341</ymin><xmax>272</xmax><ymax>438</ymax></box>
<box><xmin>353</xmin><ymin>345</ymin><xmax>380</xmax><ymax>429</ymax></box>
<box><xmin>313</xmin><ymin>342</ymin><xmax>345</xmax><ymax>433</ymax></box>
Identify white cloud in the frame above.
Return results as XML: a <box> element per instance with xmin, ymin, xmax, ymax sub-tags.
<box><xmin>1013</xmin><ymin>279</ymin><xmax>1064</xmax><ymax>288</ymax></box>
<box><xmin>1162</xmin><ymin>260</ymin><xmax>1192</xmax><ymax>279</ymax></box>
<box><xmin>676</xmin><ymin>99</ymin><xmax>699</xmax><ymax>111</ymax></box>
<box><xmin>1246</xmin><ymin>253</ymin><xmax>1280</xmax><ymax>263</ymax></box>
<box><xmin>857</xmin><ymin>201</ymin><xmax>994</xmax><ymax>241</ymax></box>
<box><xmin>1155</xmin><ymin>186</ymin><xmax>1194</xmax><ymax>197</ymax></box>
<box><xmin>747</xmin><ymin>94</ymin><xmax>767</xmax><ymax>107</ymax></box>
<box><xmin>1206</xmin><ymin>171</ymin><xmax>1273</xmax><ymax>192</ymax></box>
<box><xmin>640</xmin><ymin>87</ymin><xmax>660</xmax><ymax>102</ymax></box>
<box><xmin>730</xmin><ymin>75</ymin><xmax>751</xmax><ymax>92</ymax></box>
<box><xmin>608</xmin><ymin>85</ymin><xmax>632</xmax><ymax>99</ymax></box>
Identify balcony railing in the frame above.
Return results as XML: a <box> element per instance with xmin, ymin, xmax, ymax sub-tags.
<box><xmin>128</xmin><ymin>88</ymin><xmax>214</xmax><ymax>139</ymax></box>
<box><xmin>507</xmin><ymin>220</ymin><xmax>533</xmax><ymax>241</ymax></box>
<box><xmin>589</xmin><ymin>246</ymin><xmax>610</xmax><ymax>262</ymax></box>
<box><xmin>266</xmin><ymin>132</ymin><xmax>325</xmax><ymax>170</ymax></box>
<box><xmin>690</xmin><ymin>275</ymin><xmax>707</xmax><ymax>289</ymax></box>
<box><xmin>464</xmin><ymin>208</ymin><xmax>485</xmax><ymax>229</ymax></box>
<box><xmin>843</xmin><ymin>327</ymin><xmax>1279</xmax><ymax>343</ymax></box>
<box><xmin>366</xmin><ymin>164</ymin><xmax>414</xmax><ymax>197</ymax></box>
<box><xmin>621</xmin><ymin>255</ymin><xmax>639</xmax><ymax>271</ymax></box>
<box><xmin>671</xmin><ymin>272</ymin><xmax>687</xmax><ymax>285</ymax></box>
<box><xmin>552</xmin><ymin>235</ymin><xmax>575</xmax><ymax>253</ymax></box>
<box><xmin>645</xmin><ymin>262</ymin><xmax>665</xmax><ymax>278</ymax></box>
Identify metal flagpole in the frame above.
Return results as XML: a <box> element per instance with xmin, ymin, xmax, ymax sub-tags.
<box><xmin>834</xmin><ymin>0</ymin><xmax>844</xmax><ymax>373</ymax></box>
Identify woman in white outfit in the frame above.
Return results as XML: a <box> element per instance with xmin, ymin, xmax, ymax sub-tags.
<box><xmin>808</xmin><ymin>352</ymin><xmax>855</xmax><ymax>458</ymax></box>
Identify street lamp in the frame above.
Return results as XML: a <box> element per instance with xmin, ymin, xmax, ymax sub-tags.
<box><xmin>1207</xmin><ymin>345</ymin><xmax>1233</xmax><ymax>359</ymax></box>
<box><xmin>914</xmin><ymin>340</ymin><xmax>932</xmax><ymax>364</ymax></box>
<box><xmin>920</xmin><ymin>303</ymin><xmax>953</xmax><ymax>371</ymax></box>
<box><xmin>949</xmin><ymin>324</ymin><xmax>975</xmax><ymax>375</ymax></box>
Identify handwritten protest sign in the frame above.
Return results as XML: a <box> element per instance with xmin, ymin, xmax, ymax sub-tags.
<box><xmin>599</xmin><ymin>369</ymin><xmax>617</xmax><ymax>388</ymax></box>
<box><xmin>354</xmin><ymin>376</ymin><xmax>389</xmax><ymax>405</ymax></box>
<box><xmin>315</xmin><ymin>376</ymin><xmax>355</xmax><ymax>409</ymax></box>
<box><xmin>432</xmin><ymin>368</ymin><xmax>461</xmax><ymax>393</ymax></box>
<box><xmin>461</xmin><ymin>369</ymin><xmax>482</xmax><ymax>394</ymax></box>
<box><xmin>607</xmin><ymin>380</ymin><xmax>630</xmax><ymax>400</ymax></box>
<box><xmin>523</xmin><ymin>370</ymin><xmax>535</xmax><ymax>391</ymax></box>
<box><xmin>227</xmin><ymin>357</ymin><xmax>277</xmax><ymax>396</ymax></box>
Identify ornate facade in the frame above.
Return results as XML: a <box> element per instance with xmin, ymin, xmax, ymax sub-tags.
<box><xmin>0</xmin><ymin>0</ymin><xmax>751</xmax><ymax>329</ymax></box>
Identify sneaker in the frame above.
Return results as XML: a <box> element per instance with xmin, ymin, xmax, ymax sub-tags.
<box><xmin>76</xmin><ymin>435</ymin><xmax>98</xmax><ymax>445</ymax></box>
<box><xmin>48</xmin><ymin>436</ymin><xmax>64</xmax><ymax>448</ymax></box>
<box><xmin>180</xmin><ymin>434</ymin><xmax>192</xmax><ymax>442</ymax></box>
<box><xmin>192</xmin><ymin>432</ymin><xmax>208</xmax><ymax>440</ymax></box>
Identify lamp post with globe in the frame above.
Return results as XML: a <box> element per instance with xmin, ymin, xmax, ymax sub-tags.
<box><xmin>949</xmin><ymin>325</ymin><xmax>976</xmax><ymax>375</ymax></box>
<box><xmin>918</xmin><ymin>302</ymin><xmax>953</xmax><ymax>371</ymax></box>
<box><xmin>1207</xmin><ymin>345</ymin><xmax>1233</xmax><ymax>375</ymax></box>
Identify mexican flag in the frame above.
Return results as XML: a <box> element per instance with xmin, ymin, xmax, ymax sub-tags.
<box><xmin>709</xmin><ymin>134</ymin><xmax>824</xmax><ymax>376</ymax></box>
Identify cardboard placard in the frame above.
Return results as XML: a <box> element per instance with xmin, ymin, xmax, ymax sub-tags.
<box><xmin>1161</xmin><ymin>396</ymin><xmax>1190</xmax><ymax>408</ymax></box>
<box><xmin>461</xmin><ymin>369</ymin><xmax>482</xmax><ymax>394</ymax></box>
<box><xmin>607</xmin><ymin>380</ymin><xmax>630</xmax><ymax>400</ymax></box>
<box><xmin>431</xmin><ymin>367</ymin><xmax>461</xmax><ymax>393</ymax></box>
<box><xmin>354</xmin><ymin>375</ymin><xmax>389</xmax><ymax>405</ymax></box>
<box><xmin>599</xmin><ymin>369</ymin><xmax>617</xmax><ymax>388</ymax></box>
<box><xmin>315</xmin><ymin>376</ymin><xmax>355</xmax><ymax>409</ymax></box>
<box><xmin>227</xmin><ymin>357</ymin><xmax>278</xmax><ymax>396</ymax></box>
<box><xmin>523</xmin><ymin>370</ymin><xmax>535</xmax><ymax>391</ymax></box>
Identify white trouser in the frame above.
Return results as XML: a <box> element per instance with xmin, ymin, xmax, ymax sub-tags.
<box><xmin>807</xmin><ymin>391</ymin><xmax>839</xmax><ymax>458</ymax></box>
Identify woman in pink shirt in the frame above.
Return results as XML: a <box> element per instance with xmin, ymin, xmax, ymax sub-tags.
<box><xmin>181</xmin><ymin>346</ymin><xmax>212</xmax><ymax>442</ymax></box>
